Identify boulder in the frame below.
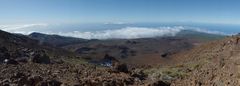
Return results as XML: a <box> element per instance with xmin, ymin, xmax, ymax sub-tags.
<box><xmin>27</xmin><ymin>75</ymin><xmax>43</xmax><ymax>86</ymax></box>
<box><xmin>112</xmin><ymin>62</ymin><xmax>128</xmax><ymax>73</ymax></box>
<box><xmin>31</xmin><ymin>53</ymin><xmax>50</xmax><ymax>64</ymax></box>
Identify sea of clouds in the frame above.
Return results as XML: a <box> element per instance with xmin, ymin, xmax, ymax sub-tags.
<box><xmin>0</xmin><ymin>23</ymin><xmax>226</xmax><ymax>39</ymax></box>
<box><xmin>56</xmin><ymin>27</ymin><xmax>184</xmax><ymax>39</ymax></box>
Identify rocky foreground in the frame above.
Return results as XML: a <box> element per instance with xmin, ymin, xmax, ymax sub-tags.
<box><xmin>0</xmin><ymin>62</ymin><xmax>173</xmax><ymax>86</ymax></box>
<box><xmin>0</xmin><ymin>46</ymin><xmax>170</xmax><ymax>86</ymax></box>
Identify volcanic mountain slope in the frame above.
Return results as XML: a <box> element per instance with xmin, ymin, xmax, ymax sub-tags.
<box><xmin>0</xmin><ymin>29</ymin><xmax>233</xmax><ymax>86</ymax></box>
<box><xmin>0</xmin><ymin>30</ymin><xmax>173</xmax><ymax>86</ymax></box>
<box><xmin>28</xmin><ymin>30</ymin><xmax>225</xmax><ymax>66</ymax></box>
<box><xmin>62</xmin><ymin>30</ymin><xmax>224</xmax><ymax>66</ymax></box>
<box><xmin>63</xmin><ymin>37</ymin><xmax>194</xmax><ymax>66</ymax></box>
<box><xmin>169</xmin><ymin>36</ymin><xmax>240</xmax><ymax>86</ymax></box>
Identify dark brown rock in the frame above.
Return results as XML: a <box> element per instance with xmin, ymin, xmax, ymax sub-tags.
<box><xmin>27</xmin><ymin>75</ymin><xmax>43</xmax><ymax>86</ymax></box>
<box><xmin>112</xmin><ymin>63</ymin><xmax>128</xmax><ymax>73</ymax></box>
<box><xmin>31</xmin><ymin>53</ymin><xmax>50</xmax><ymax>64</ymax></box>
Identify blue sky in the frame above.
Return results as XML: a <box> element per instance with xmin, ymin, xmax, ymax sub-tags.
<box><xmin>0</xmin><ymin>0</ymin><xmax>240</xmax><ymax>24</ymax></box>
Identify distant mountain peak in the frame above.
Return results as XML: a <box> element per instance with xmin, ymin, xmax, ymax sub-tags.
<box><xmin>28</xmin><ymin>32</ymin><xmax>88</xmax><ymax>47</ymax></box>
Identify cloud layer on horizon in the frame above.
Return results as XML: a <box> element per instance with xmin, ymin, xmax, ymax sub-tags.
<box><xmin>0</xmin><ymin>23</ymin><xmax>48</xmax><ymax>34</ymax></box>
<box><xmin>56</xmin><ymin>26</ymin><xmax>184</xmax><ymax>39</ymax></box>
<box><xmin>0</xmin><ymin>24</ymin><xmax>226</xmax><ymax>39</ymax></box>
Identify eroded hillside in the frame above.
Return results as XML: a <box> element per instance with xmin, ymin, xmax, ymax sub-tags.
<box><xmin>171</xmin><ymin>36</ymin><xmax>240</xmax><ymax>86</ymax></box>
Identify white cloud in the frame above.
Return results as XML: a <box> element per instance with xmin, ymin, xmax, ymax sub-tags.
<box><xmin>54</xmin><ymin>26</ymin><xmax>184</xmax><ymax>39</ymax></box>
<box><xmin>0</xmin><ymin>23</ymin><xmax>48</xmax><ymax>34</ymax></box>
